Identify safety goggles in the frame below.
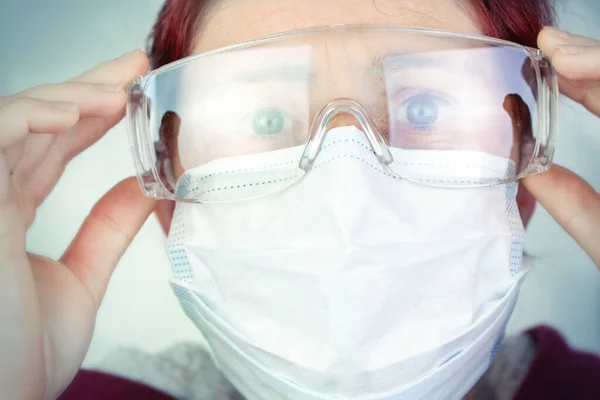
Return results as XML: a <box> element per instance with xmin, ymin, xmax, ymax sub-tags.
<box><xmin>127</xmin><ymin>25</ymin><xmax>558</xmax><ymax>203</ymax></box>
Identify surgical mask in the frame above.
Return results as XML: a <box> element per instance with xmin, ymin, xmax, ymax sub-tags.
<box><xmin>166</xmin><ymin>126</ymin><xmax>526</xmax><ymax>400</ymax></box>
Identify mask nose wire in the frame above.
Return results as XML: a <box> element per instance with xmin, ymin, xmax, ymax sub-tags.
<box><xmin>298</xmin><ymin>98</ymin><xmax>394</xmax><ymax>171</ymax></box>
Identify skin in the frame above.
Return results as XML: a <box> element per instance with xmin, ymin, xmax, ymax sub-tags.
<box><xmin>154</xmin><ymin>0</ymin><xmax>526</xmax><ymax>230</ymax></box>
<box><xmin>0</xmin><ymin>0</ymin><xmax>598</xmax><ymax>398</ymax></box>
<box><xmin>194</xmin><ymin>0</ymin><xmax>480</xmax><ymax>50</ymax></box>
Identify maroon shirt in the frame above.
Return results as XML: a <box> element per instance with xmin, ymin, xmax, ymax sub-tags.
<box><xmin>59</xmin><ymin>370</ymin><xmax>176</xmax><ymax>400</ymax></box>
<box><xmin>514</xmin><ymin>326</ymin><xmax>600</xmax><ymax>400</ymax></box>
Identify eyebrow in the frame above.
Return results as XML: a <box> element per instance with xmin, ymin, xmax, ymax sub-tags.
<box><xmin>375</xmin><ymin>53</ymin><xmax>482</xmax><ymax>75</ymax></box>
<box><xmin>378</xmin><ymin>54</ymin><xmax>441</xmax><ymax>70</ymax></box>
<box><xmin>178</xmin><ymin>65</ymin><xmax>315</xmax><ymax>98</ymax></box>
<box><xmin>227</xmin><ymin>55</ymin><xmax>455</xmax><ymax>85</ymax></box>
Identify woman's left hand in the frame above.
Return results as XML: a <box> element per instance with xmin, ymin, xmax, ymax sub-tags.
<box><xmin>523</xmin><ymin>27</ymin><xmax>600</xmax><ymax>267</ymax></box>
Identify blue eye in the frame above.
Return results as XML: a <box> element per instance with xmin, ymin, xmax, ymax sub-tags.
<box><xmin>252</xmin><ymin>107</ymin><xmax>285</xmax><ymax>135</ymax></box>
<box><xmin>405</xmin><ymin>94</ymin><xmax>440</xmax><ymax>128</ymax></box>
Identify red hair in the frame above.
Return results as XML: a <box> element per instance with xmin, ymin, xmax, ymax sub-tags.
<box><xmin>147</xmin><ymin>0</ymin><xmax>210</xmax><ymax>69</ymax></box>
<box><xmin>148</xmin><ymin>0</ymin><xmax>555</xmax><ymax>69</ymax></box>
<box><xmin>468</xmin><ymin>0</ymin><xmax>555</xmax><ymax>48</ymax></box>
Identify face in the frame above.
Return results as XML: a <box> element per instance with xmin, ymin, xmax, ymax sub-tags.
<box><xmin>153</xmin><ymin>0</ymin><xmax>536</xmax><ymax>230</ymax></box>
<box><xmin>153</xmin><ymin>3</ymin><xmax>535</xmax><ymax>397</ymax></box>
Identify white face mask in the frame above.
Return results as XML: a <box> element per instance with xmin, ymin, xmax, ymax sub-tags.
<box><xmin>167</xmin><ymin>126</ymin><xmax>526</xmax><ymax>400</ymax></box>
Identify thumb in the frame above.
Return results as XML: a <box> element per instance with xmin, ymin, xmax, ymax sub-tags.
<box><xmin>60</xmin><ymin>178</ymin><xmax>157</xmax><ymax>307</ymax></box>
<box><xmin>523</xmin><ymin>165</ymin><xmax>600</xmax><ymax>267</ymax></box>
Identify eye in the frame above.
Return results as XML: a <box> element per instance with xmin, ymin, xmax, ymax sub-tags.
<box><xmin>395</xmin><ymin>93</ymin><xmax>450</xmax><ymax>129</ymax></box>
<box><xmin>252</xmin><ymin>107</ymin><xmax>285</xmax><ymax>135</ymax></box>
<box><xmin>406</xmin><ymin>95</ymin><xmax>438</xmax><ymax>126</ymax></box>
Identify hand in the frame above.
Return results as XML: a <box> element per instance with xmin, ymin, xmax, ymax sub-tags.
<box><xmin>523</xmin><ymin>27</ymin><xmax>600</xmax><ymax>267</ymax></box>
<box><xmin>0</xmin><ymin>51</ymin><xmax>156</xmax><ymax>399</ymax></box>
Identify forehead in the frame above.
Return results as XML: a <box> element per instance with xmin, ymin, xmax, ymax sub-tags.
<box><xmin>193</xmin><ymin>0</ymin><xmax>483</xmax><ymax>53</ymax></box>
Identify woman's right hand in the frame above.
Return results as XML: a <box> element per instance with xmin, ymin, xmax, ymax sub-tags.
<box><xmin>523</xmin><ymin>27</ymin><xmax>600</xmax><ymax>268</ymax></box>
<box><xmin>0</xmin><ymin>51</ymin><xmax>157</xmax><ymax>399</ymax></box>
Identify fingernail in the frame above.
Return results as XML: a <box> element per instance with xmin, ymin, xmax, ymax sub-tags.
<box><xmin>548</xmin><ymin>26</ymin><xmax>573</xmax><ymax>39</ymax></box>
<box><xmin>558</xmin><ymin>45</ymin><xmax>585</xmax><ymax>54</ymax></box>
<box><xmin>52</xmin><ymin>101</ymin><xmax>79</xmax><ymax>111</ymax></box>
<box><xmin>97</xmin><ymin>83</ymin><xmax>123</xmax><ymax>92</ymax></box>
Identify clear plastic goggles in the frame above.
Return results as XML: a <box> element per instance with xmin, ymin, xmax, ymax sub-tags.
<box><xmin>127</xmin><ymin>25</ymin><xmax>559</xmax><ymax>203</ymax></box>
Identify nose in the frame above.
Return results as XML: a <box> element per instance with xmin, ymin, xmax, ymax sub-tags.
<box><xmin>327</xmin><ymin>113</ymin><xmax>365</xmax><ymax>131</ymax></box>
<box><xmin>300</xmin><ymin>98</ymin><xmax>394</xmax><ymax>170</ymax></box>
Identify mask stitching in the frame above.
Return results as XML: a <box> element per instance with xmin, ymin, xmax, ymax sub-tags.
<box><xmin>183</xmin><ymin>139</ymin><xmax>512</xmax><ymax>187</ymax></box>
<box><xmin>190</xmin><ymin>154</ymin><xmax>392</xmax><ymax>196</ymax></box>
<box><xmin>169</xmin><ymin>251</ymin><xmax>193</xmax><ymax>279</ymax></box>
<box><xmin>317</xmin><ymin>138</ymin><xmax>513</xmax><ymax>175</ymax></box>
<box><xmin>190</xmin><ymin>153</ymin><xmax>509</xmax><ymax>197</ymax></box>
<box><xmin>168</xmin><ymin>208</ymin><xmax>194</xmax><ymax>281</ymax></box>
<box><xmin>191</xmin><ymin>159</ymin><xmax>297</xmax><ymax>182</ymax></box>
<box><xmin>502</xmin><ymin>182</ymin><xmax>523</xmax><ymax>274</ymax></box>
<box><xmin>190</xmin><ymin>174</ymin><xmax>301</xmax><ymax>195</ymax></box>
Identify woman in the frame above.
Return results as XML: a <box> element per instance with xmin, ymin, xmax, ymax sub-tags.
<box><xmin>1</xmin><ymin>0</ymin><xmax>599</xmax><ymax>399</ymax></box>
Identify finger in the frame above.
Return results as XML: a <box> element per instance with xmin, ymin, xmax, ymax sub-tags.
<box><xmin>3</xmin><ymin>51</ymin><xmax>148</xmax><ymax>231</ymax></box>
<box><xmin>44</xmin><ymin>50</ymin><xmax>148</xmax><ymax>165</ymax></box>
<box><xmin>45</xmin><ymin>50</ymin><xmax>148</xmax><ymax>160</ymax></box>
<box><xmin>538</xmin><ymin>26</ymin><xmax>600</xmax><ymax>81</ymax></box>
<box><xmin>523</xmin><ymin>165</ymin><xmax>600</xmax><ymax>266</ymax></box>
<box><xmin>60</xmin><ymin>177</ymin><xmax>157</xmax><ymax>307</ymax></box>
<box><xmin>517</xmin><ymin>185</ymin><xmax>536</xmax><ymax>227</ymax></box>
<box><xmin>70</xmin><ymin>50</ymin><xmax>149</xmax><ymax>86</ymax></box>
<box><xmin>538</xmin><ymin>27</ymin><xmax>600</xmax><ymax>116</ymax></box>
<box><xmin>554</xmin><ymin>75</ymin><xmax>600</xmax><ymax>117</ymax></box>
<box><xmin>155</xmin><ymin>199</ymin><xmax>175</xmax><ymax>234</ymax></box>
<box><xmin>8</xmin><ymin>134</ymin><xmax>54</xmax><ymax>184</ymax></box>
<box><xmin>539</xmin><ymin>27</ymin><xmax>600</xmax><ymax>51</ymax></box>
<box><xmin>550</xmin><ymin>46</ymin><xmax>600</xmax><ymax>82</ymax></box>
<box><xmin>0</xmin><ymin>97</ymin><xmax>79</xmax><ymax>148</ymax></box>
<box><xmin>56</xmin><ymin>111</ymin><xmax>126</xmax><ymax>162</ymax></box>
<box><xmin>20</xmin><ymin>112</ymin><xmax>125</xmax><ymax>215</ymax></box>
<box><xmin>15</xmin><ymin>82</ymin><xmax>125</xmax><ymax>118</ymax></box>
<box><xmin>1</xmin><ymin>82</ymin><xmax>123</xmax><ymax>180</ymax></box>
<box><xmin>7</xmin><ymin>51</ymin><xmax>147</xmax><ymax>202</ymax></box>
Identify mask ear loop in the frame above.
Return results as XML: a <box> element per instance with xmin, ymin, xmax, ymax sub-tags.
<box><xmin>299</xmin><ymin>98</ymin><xmax>394</xmax><ymax>171</ymax></box>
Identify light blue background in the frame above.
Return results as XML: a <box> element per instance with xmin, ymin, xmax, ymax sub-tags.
<box><xmin>1</xmin><ymin>0</ymin><xmax>599</xmax><ymax>369</ymax></box>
